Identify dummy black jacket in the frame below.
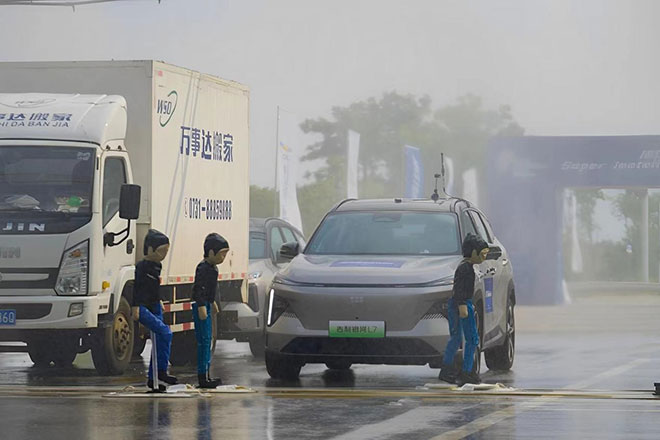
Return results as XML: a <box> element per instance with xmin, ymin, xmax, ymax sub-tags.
<box><xmin>452</xmin><ymin>259</ymin><xmax>475</xmax><ymax>306</ymax></box>
<box><xmin>192</xmin><ymin>260</ymin><xmax>218</xmax><ymax>304</ymax></box>
<box><xmin>132</xmin><ymin>260</ymin><xmax>162</xmax><ymax>309</ymax></box>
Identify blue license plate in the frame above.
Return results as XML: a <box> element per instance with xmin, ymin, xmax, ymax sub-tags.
<box><xmin>0</xmin><ymin>310</ymin><xmax>16</xmax><ymax>326</ymax></box>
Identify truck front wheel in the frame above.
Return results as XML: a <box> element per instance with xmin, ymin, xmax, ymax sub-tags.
<box><xmin>92</xmin><ymin>297</ymin><xmax>134</xmax><ymax>375</ymax></box>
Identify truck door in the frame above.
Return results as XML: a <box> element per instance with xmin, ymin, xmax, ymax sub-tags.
<box><xmin>100</xmin><ymin>154</ymin><xmax>134</xmax><ymax>300</ymax></box>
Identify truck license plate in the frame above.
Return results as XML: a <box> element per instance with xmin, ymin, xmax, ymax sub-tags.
<box><xmin>0</xmin><ymin>310</ymin><xmax>16</xmax><ymax>326</ymax></box>
<box><xmin>329</xmin><ymin>321</ymin><xmax>385</xmax><ymax>338</ymax></box>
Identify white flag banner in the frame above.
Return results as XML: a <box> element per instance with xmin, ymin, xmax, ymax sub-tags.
<box><xmin>462</xmin><ymin>168</ymin><xmax>479</xmax><ymax>206</ymax></box>
<box><xmin>570</xmin><ymin>192</ymin><xmax>583</xmax><ymax>273</ymax></box>
<box><xmin>277</xmin><ymin>109</ymin><xmax>303</xmax><ymax>233</ymax></box>
<box><xmin>347</xmin><ymin>129</ymin><xmax>360</xmax><ymax>199</ymax></box>
<box><xmin>444</xmin><ymin>156</ymin><xmax>455</xmax><ymax>195</ymax></box>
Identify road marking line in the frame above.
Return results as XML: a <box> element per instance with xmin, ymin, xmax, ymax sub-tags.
<box><xmin>429</xmin><ymin>358</ymin><xmax>652</xmax><ymax>440</ymax></box>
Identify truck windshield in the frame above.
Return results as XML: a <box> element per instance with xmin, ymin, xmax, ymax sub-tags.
<box><xmin>0</xmin><ymin>146</ymin><xmax>95</xmax><ymax>214</ymax></box>
<box><xmin>306</xmin><ymin>211</ymin><xmax>461</xmax><ymax>256</ymax></box>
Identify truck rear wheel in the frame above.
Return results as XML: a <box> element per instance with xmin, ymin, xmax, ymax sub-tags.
<box><xmin>27</xmin><ymin>335</ymin><xmax>79</xmax><ymax>368</ymax></box>
<box><xmin>169</xmin><ymin>331</ymin><xmax>197</xmax><ymax>366</ymax></box>
<box><xmin>52</xmin><ymin>336</ymin><xmax>79</xmax><ymax>367</ymax></box>
<box><xmin>27</xmin><ymin>339</ymin><xmax>53</xmax><ymax>367</ymax></box>
<box><xmin>170</xmin><ymin>312</ymin><xmax>218</xmax><ymax>366</ymax></box>
<box><xmin>132</xmin><ymin>325</ymin><xmax>147</xmax><ymax>360</ymax></box>
<box><xmin>92</xmin><ymin>297</ymin><xmax>134</xmax><ymax>375</ymax></box>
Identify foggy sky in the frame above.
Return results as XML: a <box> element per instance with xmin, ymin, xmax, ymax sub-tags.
<box><xmin>0</xmin><ymin>0</ymin><xmax>658</xmax><ymax>188</ymax></box>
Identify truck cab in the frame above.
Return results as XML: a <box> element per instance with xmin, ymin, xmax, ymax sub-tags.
<box><xmin>0</xmin><ymin>93</ymin><xmax>140</xmax><ymax>372</ymax></box>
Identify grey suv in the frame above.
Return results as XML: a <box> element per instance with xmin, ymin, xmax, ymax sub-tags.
<box><xmin>218</xmin><ymin>218</ymin><xmax>304</xmax><ymax>357</ymax></box>
<box><xmin>264</xmin><ymin>198</ymin><xmax>516</xmax><ymax>379</ymax></box>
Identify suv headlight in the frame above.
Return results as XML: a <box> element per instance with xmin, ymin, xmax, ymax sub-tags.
<box><xmin>55</xmin><ymin>240</ymin><xmax>89</xmax><ymax>296</ymax></box>
<box><xmin>267</xmin><ymin>289</ymin><xmax>289</xmax><ymax>326</ymax></box>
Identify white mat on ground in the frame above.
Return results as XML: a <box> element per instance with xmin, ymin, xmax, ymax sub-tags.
<box><xmin>168</xmin><ymin>384</ymin><xmax>257</xmax><ymax>394</ymax></box>
<box><xmin>103</xmin><ymin>385</ymin><xmax>196</xmax><ymax>398</ymax></box>
<box><xmin>424</xmin><ymin>382</ymin><xmax>517</xmax><ymax>392</ymax></box>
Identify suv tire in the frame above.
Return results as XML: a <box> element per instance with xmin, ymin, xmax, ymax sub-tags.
<box><xmin>265</xmin><ymin>351</ymin><xmax>301</xmax><ymax>380</ymax></box>
<box><xmin>485</xmin><ymin>295</ymin><xmax>515</xmax><ymax>371</ymax></box>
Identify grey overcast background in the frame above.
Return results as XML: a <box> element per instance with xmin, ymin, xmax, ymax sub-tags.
<box><xmin>0</xmin><ymin>0</ymin><xmax>658</xmax><ymax>188</ymax></box>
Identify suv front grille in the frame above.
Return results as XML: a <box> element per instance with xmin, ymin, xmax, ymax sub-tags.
<box><xmin>281</xmin><ymin>337</ymin><xmax>438</xmax><ymax>356</ymax></box>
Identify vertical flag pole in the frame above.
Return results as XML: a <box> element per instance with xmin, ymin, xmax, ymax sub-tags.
<box><xmin>274</xmin><ymin>106</ymin><xmax>280</xmax><ymax>218</ymax></box>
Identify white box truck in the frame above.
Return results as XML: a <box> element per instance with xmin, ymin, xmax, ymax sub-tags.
<box><xmin>0</xmin><ymin>60</ymin><xmax>250</xmax><ymax>374</ymax></box>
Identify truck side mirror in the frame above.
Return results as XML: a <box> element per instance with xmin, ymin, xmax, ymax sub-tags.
<box><xmin>119</xmin><ymin>184</ymin><xmax>141</xmax><ymax>220</ymax></box>
<box><xmin>278</xmin><ymin>242</ymin><xmax>300</xmax><ymax>262</ymax></box>
<box><xmin>106</xmin><ymin>184</ymin><xmax>141</xmax><ymax>247</ymax></box>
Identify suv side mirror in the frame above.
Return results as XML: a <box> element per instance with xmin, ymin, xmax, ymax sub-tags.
<box><xmin>486</xmin><ymin>246</ymin><xmax>502</xmax><ymax>261</ymax></box>
<box><xmin>279</xmin><ymin>241</ymin><xmax>300</xmax><ymax>262</ymax></box>
<box><xmin>119</xmin><ymin>184</ymin><xmax>141</xmax><ymax>220</ymax></box>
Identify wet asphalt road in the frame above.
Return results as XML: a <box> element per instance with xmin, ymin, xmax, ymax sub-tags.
<box><xmin>1</xmin><ymin>293</ymin><xmax>659</xmax><ymax>439</ymax></box>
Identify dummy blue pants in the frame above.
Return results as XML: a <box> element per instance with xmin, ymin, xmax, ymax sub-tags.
<box><xmin>192</xmin><ymin>302</ymin><xmax>213</xmax><ymax>375</ymax></box>
<box><xmin>138</xmin><ymin>302</ymin><xmax>172</xmax><ymax>379</ymax></box>
<box><xmin>442</xmin><ymin>299</ymin><xmax>479</xmax><ymax>373</ymax></box>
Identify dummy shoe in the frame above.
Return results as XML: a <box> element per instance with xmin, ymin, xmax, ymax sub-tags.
<box><xmin>438</xmin><ymin>365</ymin><xmax>458</xmax><ymax>384</ymax></box>
<box><xmin>456</xmin><ymin>371</ymin><xmax>481</xmax><ymax>386</ymax></box>
<box><xmin>146</xmin><ymin>379</ymin><xmax>166</xmax><ymax>392</ymax></box>
<box><xmin>158</xmin><ymin>370</ymin><xmax>178</xmax><ymax>385</ymax></box>
<box><xmin>207</xmin><ymin>371</ymin><xmax>222</xmax><ymax>388</ymax></box>
<box><xmin>198</xmin><ymin>373</ymin><xmax>221</xmax><ymax>389</ymax></box>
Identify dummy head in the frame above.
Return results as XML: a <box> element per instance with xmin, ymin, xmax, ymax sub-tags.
<box><xmin>204</xmin><ymin>233</ymin><xmax>230</xmax><ymax>266</ymax></box>
<box><xmin>144</xmin><ymin>229</ymin><xmax>170</xmax><ymax>262</ymax></box>
<box><xmin>462</xmin><ymin>233</ymin><xmax>489</xmax><ymax>264</ymax></box>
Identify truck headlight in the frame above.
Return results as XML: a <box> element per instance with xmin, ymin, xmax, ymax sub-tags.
<box><xmin>55</xmin><ymin>240</ymin><xmax>89</xmax><ymax>296</ymax></box>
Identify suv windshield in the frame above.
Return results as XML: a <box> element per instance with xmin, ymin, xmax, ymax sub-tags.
<box><xmin>0</xmin><ymin>146</ymin><xmax>95</xmax><ymax>214</ymax></box>
<box><xmin>306</xmin><ymin>211</ymin><xmax>460</xmax><ymax>255</ymax></box>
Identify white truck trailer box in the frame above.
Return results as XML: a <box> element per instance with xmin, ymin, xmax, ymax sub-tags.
<box><xmin>0</xmin><ymin>60</ymin><xmax>249</xmax><ymax>374</ymax></box>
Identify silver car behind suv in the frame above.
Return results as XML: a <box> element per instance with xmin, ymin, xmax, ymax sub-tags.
<box><xmin>264</xmin><ymin>198</ymin><xmax>516</xmax><ymax>379</ymax></box>
<box><xmin>218</xmin><ymin>218</ymin><xmax>304</xmax><ymax>357</ymax></box>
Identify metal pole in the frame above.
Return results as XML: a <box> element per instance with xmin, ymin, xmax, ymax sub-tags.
<box><xmin>274</xmin><ymin>106</ymin><xmax>280</xmax><ymax>217</ymax></box>
<box><xmin>642</xmin><ymin>189</ymin><xmax>649</xmax><ymax>282</ymax></box>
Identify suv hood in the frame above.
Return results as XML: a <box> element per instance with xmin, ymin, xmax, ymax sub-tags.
<box><xmin>277</xmin><ymin>254</ymin><xmax>462</xmax><ymax>286</ymax></box>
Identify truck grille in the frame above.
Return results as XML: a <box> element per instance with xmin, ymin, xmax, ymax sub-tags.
<box><xmin>0</xmin><ymin>304</ymin><xmax>52</xmax><ymax>320</ymax></box>
<box><xmin>0</xmin><ymin>268</ymin><xmax>58</xmax><ymax>290</ymax></box>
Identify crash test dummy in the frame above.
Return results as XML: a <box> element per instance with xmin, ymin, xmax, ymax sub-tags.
<box><xmin>192</xmin><ymin>233</ymin><xmax>230</xmax><ymax>388</ymax></box>
<box><xmin>438</xmin><ymin>233</ymin><xmax>489</xmax><ymax>386</ymax></box>
<box><xmin>131</xmin><ymin>229</ymin><xmax>177</xmax><ymax>390</ymax></box>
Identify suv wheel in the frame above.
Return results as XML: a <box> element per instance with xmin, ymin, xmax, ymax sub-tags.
<box><xmin>485</xmin><ymin>295</ymin><xmax>515</xmax><ymax>371</ymax></box>
<box><xmin>265</xmin><ymin>351</ymin><xmax>301</xmax><ymax>380</ymax></box>
<box><xmin>472</xmin><ymin>302</ymin><xmax>482</xmax><ymax>375</ymax></box>
<box><xmin>325</xmin><ymin>360</ymin><xmax>352</xmax><ymax>370</ymax></box>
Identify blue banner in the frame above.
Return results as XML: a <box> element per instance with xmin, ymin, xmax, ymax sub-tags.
<box><xmin>404</xmin><ymin>145</ymin><xmax>424</xmax><ymax>198</ymax></box>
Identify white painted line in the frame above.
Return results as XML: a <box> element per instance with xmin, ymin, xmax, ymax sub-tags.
<box><xmin>429</xmin><ymin>357</ymin><xmax>652</xmax><ymax>440</ymax></box>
